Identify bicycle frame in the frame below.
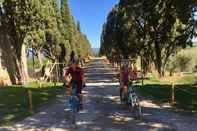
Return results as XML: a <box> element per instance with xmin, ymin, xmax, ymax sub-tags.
<box><xmin>128</xmin><ymin>85</ymin><xmax>137</xmax><ymax>106</ymax></box>
<box><xmin>68</xmin><ymin>82</ymin><xmax>80</xmax><ymax>125</ymax></box>
<box><xmin>123</xmin><ymin>84</ymin><xmax>142</xmax><ymax>119</ymax></box>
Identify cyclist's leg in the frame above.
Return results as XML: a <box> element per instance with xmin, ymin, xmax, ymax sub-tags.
<box><xmin>120</xmin><ymin>84</ymin><xmax>123</xmax><ymax>101</ymax></box>
<box><xmin>71</xmin><ymin>82</ymin><xmax>78</xmax><ymax>95</ymax></box>
<box><xmin>123</xmin><ymin>85</ymin><xmax>128</xmax><ymax>94</ymax></box>
<box><xmin>78</xmin><ymin>93</ymin><xmax>83</xmax><ymax>109</ymax></box>
<box><xmin>123</xmin><ymin>81</ymin><xmax>129</xmax><ymax>103</ymax></box>
<box><xmin>76</xmin><ymin>81</ymin><xmax>82</xmax><ymax>101</ymax></box>
<box><xmin>77</xmin><ymin>90</ymin><xmax>82</xmax><ymax>103</ymax></box>
<box><xmin>76</xmin><ymin>82</ymin><xmax>83</xmax><ymax>110</ymax></box>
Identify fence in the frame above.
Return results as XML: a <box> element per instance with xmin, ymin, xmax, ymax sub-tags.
<box><xmin>170</xmin><ymin>81</ymin><xmax>197</xmax><ymax>106</ymax></box>
<box><xmin>32</xmin><ymin>62</ymin><xmax>67</xmax><ymax>88</ymax></box>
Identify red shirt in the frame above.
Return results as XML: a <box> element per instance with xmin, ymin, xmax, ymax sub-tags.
<box><xmin>121</xmin><ymin>67</ymin><xmax>129</xmax><ymax>83</ymax></box>
<box><xmin>65</xmin><ymin>67</ymin><xmax>84</xmax><ymax>82</ymax></box>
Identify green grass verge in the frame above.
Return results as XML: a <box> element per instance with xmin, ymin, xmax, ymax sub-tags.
<box><xmin>135</xmin><ymin>74</ymin><xmax>197</xmax><ymax>115</ymax></box>
<box><xmin>0</xmin><ymin>83</ymin><xmax>64</xmax><ymax>125</ymax></box>
<box><xmin>176</xmin><ymin>74</ymin><xmax>197</xmax><ymax>85</ymax></box>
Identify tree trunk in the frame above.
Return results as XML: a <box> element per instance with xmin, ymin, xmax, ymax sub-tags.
<box><xmin>1</xmin><ymin>35</ymin><xmax>18</xmax><ymax>84</ymax></box>
<box><xmin>0</xmin><ymin>48</ymin><xmax>2</xmax><ymax>69</ymax></box>
<box><xmin>154</xmin><ymin>42</ymin><xmax>162</xmax><ymax>77</ymax></box>
<box><xmin>19</xmin><ymin>44</ymin><xmax>29</xmax><ymax>84</ymax></box>
<box><xmin>37</xmin><ymin>50</ymin><xmax>43</xmax><ymax>67</ymax></box>
<box><xmin>0</xmin><ymin>34</ymin><xmax>28</xmax><ymax>85</ymax></box>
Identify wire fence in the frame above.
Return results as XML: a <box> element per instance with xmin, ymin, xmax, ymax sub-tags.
<box><xmin>169</xmin><ymin>82</ymin><xmax>197</xmax><ymax>105</ymax></box>
<box><xmin>175</xmin><ymin>86</ymin><xmax>197</xmax><ymax>96</ymax></box>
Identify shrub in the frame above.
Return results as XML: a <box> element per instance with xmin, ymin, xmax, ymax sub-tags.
<box><xmin>176</xmin><ymin>54</ymin><xmax>192</xmax><ymax>72</ymax></box>
<box><xmin>166</xmin><ymin>53</ymin><xmax>192</xmax><ymax>74</ymax></box>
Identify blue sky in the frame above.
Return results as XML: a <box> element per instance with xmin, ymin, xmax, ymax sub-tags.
<box><xmin>68</xmin><ymin>0</ymin><xmax>119</xmax><ymax>48</ymax></box>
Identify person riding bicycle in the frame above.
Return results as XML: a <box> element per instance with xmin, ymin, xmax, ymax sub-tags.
<box><xmin>64</xmin><ymin>59</ymin><xmax>85</xmax><ymax>109</ymax></box>
<box><xmin>78</xmin><ymin>54</ymin><xmax>84</xmax><ymax>67</ymax></box>
<box><xmin>68</xmin><ymin>51</ymin><xmax>76</xmax><ymax>66</ymax></box>
<box><xmin>63</xmin><ymin>51</ymin><xmax>75</xmax><ymax>91</ymax></box>
<box><xmin>119</xmin><ymin>60</ymin><xmax>130</xmax><ymax>102</ymax></box>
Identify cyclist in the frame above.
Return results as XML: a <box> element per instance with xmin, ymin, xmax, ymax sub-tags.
<box><xmin>78</xmin><ymin>54</ymin><xmax>84</xmax><ymax>67</ymax></box>
<box><xmin>130</xmin><ymin>61</ymin><xmax>138</xmax><ymax>81</ymax></box>
<box><xmin>68</xmin><ymin>51</ymin><xmax>75</xmax><ymax>66</ymax></box>
<box><xmin>119</xmin><ymin>60</ymin><xmax>130</xmax><ymax>102</ymax></box>
<box><xmin>132</xmin><ymin>62</ymin><xmax>138</xmax><ymax>80</ymax></box>
<box><xmin>64</xmin><ymin>59</ymin><xmax>85</xmax><ymax>109</ymax></box>
<box><xmin>63</xmin><ymin>51</ymin><xmax>75</xmax><ymax>91</ymax></box>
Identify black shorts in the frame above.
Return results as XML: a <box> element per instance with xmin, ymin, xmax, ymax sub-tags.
<box><xmin>123</xmin><ymin>81</ymin><xmax>129</xmax><ymax>86</ymax></box>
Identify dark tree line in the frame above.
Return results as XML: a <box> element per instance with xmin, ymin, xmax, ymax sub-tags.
<box><xmin>100</xmin><ymin>0</ymin><xmax>197</xmax><ymax>76</ymax></box>
<box><xmin>0</xmin><ymin>0</ymin><xmax>91</xmax><ymax>84</ymax></box>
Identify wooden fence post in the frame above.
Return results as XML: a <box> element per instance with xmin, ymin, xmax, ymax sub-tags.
<box><xmin>141</xmin><ymin>55</ymin><xmax>144</xmax><ymax>87</ymax></box>
<box><xmin>28</xmin><ymin>90</ymin><xmax>33</xmax><ymax>114</ymax></box>
<box><xmin>39</xmin><ymin>80</ymin><xmax>42</xmax><ymax>88</ymax></box>
<box><xmin>171</xmin><ymin>82</ymin><xmax>175</xmax><ymax>105</ymax></box>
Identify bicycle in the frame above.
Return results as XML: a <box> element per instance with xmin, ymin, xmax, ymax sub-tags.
<box><xmin>128</xmin><ymin>84</ymin><xmax>142</xmax><ymax>119</ymax></box>
<box><xmin>68</xmin><ymin>82</ymin><xmax>81</xmax><ymax>125</ymax></box>
<box><xmin>121</xmin><ymin>83</ymin><xmax>142</xmax><ymax>119</ymax></box>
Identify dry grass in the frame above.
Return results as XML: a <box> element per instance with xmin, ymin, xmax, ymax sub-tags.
<box><xmin>0</xmin><ymin>69</ymin><xmax>10</xmax><ymax>86</ymax></box>
<box><xmin>160</xmin><ymin>74</ymin><xmax>183</xmax><ymax>83</ymax></box>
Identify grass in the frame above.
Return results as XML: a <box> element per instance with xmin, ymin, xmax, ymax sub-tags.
<box><xmin>176</xmin><ymin>74</ymin><xmax>197</xmax><ymax>85</ymax></box>
<box><xmin>27</xmin><ymin>58</ymin><xmax>41</xmax><ymax>71</ymax></box>
<box><xmin>0</xmin><ymin>83</ymin><xmax>64</xmax><ymax>125</ymax></box>
<box><xmin>135</xmin><ymin>74</ymin><xmax>197</xmax><ymax>115</ymax></box>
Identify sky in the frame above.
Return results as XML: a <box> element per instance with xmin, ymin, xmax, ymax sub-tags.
<box><xmin>68</xmin><ymin>0</ymin><xmax>119</xmax><ymax>48</ymax></box>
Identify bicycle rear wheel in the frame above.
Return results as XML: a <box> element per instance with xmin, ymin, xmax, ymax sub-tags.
<box><xmin>128</xmin><ymin>94</ymin><xmax>142</xmax><ymax>119</ymax></box>
<box><xmin>133</xmin><ymin>103</ymin><xmax>142</xmax><ymax>119</ymax></box>
<box><xmin>69</xmin><ymin>96</ymin><xmax>79</xmax><ymax>125</ymax></box>
<box><xmin>71</xmin><ymin>109</ymin><xmax>77</xmax><ymax>125</ymax></box>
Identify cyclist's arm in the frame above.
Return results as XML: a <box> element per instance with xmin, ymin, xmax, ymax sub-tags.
<box><xmin>64</xmin><ymin>67</ymin><xmax>72</xmax><ymax>82</ymax></box>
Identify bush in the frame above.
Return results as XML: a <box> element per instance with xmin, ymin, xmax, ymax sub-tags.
<box><xmin>193</xmin><ymin>60</ymin><xmax>197</xmax><ymax>72</ymax></box>
<box><xmin>176</xmin><ymin>54</ymin><xmax>192</xmax><ymax>72</ymax></box>
<box><xmin>166</xmin><ymin>56</ymin><xmax>178</xmax><ymax>76</ymax></box>
<box><xmin>166</xmin><ymin>53</ymin><xmax>192</xmax><ymax>74</ymax></box>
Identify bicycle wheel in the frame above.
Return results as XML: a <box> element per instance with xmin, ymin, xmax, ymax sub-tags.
<box><xmin>69</xmin><ymin>96</ymin><xmax>78</xmax><ymax>125</ymax></box>
<box><xmin>133</xmin><ymin>101</ymin><xmax>142</xmax><ymax>119</ymax></box>
<box><xmin>71</xmin><ymin>109</ymin><xmax>76</xmax><ymax>125</ymax></box>
<box><xmin>128</xmin><ymin>93</ymin><xmax>134</xmax><ymax>110</ymax></box>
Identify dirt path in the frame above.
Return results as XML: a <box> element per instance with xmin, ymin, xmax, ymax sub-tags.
<box><xmin>0</xmin><ymin>58</ymin><xmax>197</xmax><ymax>131</ymax></box>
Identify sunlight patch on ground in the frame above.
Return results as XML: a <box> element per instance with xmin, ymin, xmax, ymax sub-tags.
<box><xmin>104</xmin><ymin>95</ymin><xmax>120</xmax><ymax>103</ymax></box>
<box><xmin>78</xmin><ymin>109</ymin><xmax>89</xmax><ymax>114</ymax></box>
<box><xmin>142</xmin><ymin>113</ymin><xmax>152</xmax><ymax>117</ymax></box>
<box><xmin>140</xmin><ymin>100</ymin><xmax>160</xmax><ymax>109</ymax></box>
<box><xmin>39</xmin><ymin>112</ymin><xmax>47</xmax><ymax>115</ymax></box>
<box><xmin>149</xmin><ymin>123</ymin><xmax>171</xmax><ymax>130</ymax></box>
<box><xmin>108</xmin><ymin>113</ymin><xmax>134</xmax><ymax>125</ymax></box>
<box><xmin>76</xmin><ymin>121</ymin><xmax>93</xmax><ymax>126</ymax></box>
<box><xmin>86</xmin><ymin>72</ymin><xmax>118</xmax><ymax>75</ymax></box>
<box><xmin>86</xmin><ymin>82</ymin><xmax>119</xmax><ymax>86</ymax></box>
<box><xmin>137</xmin><ymin>122</ymin><xmax>148</xmax><ymax>126</ymax></box>
<box><xmin>161</xmin><ymin>103</ymin><xmax>172</xmax><ymax>108</ymax></box>
<box><xmin>49</xmin><ymin>128</ymin><xmax>70</xmax><ymax>131</ymax></box>
<box><xmin>14</xmin><ymin>124</ymin><xmax>24</xmax><ymax>128</ymax></box>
